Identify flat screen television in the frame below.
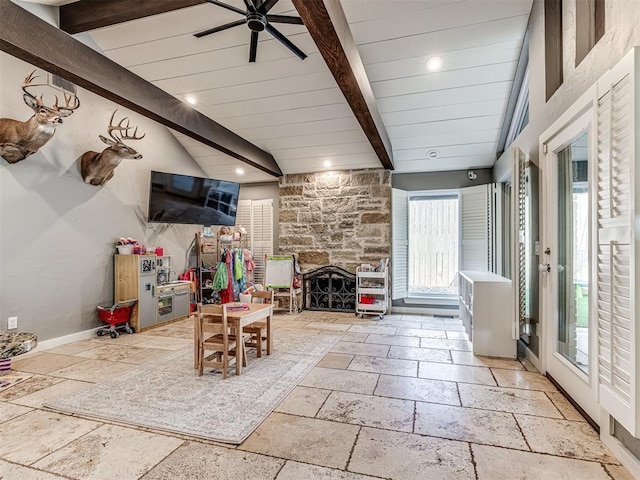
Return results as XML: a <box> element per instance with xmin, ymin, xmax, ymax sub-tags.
<box><xmin>147</xmin><ymin>171</ymin><xmax>240</xmax><ymax>226</ymax></box>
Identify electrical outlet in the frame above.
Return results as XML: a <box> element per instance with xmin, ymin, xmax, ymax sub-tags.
<box><xmin>8</xmin><ymin>316</ymin><xmax>17</xmax><ymax>329</ymax></box>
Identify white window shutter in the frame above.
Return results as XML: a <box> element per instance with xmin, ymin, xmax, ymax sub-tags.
<box><xmin>461</xmin><ymin>184</ymin><xmax>490</xmax><ymax>271</ymax></box>
<box><xmin>250</xmin><ymin>199</ymin><xmax>273</xmax><ymax>285</ymax></box>
<box><xmin>236</xmin><ymin>200</ymin><xmax>251</xmax><ymax>234</ymax></box>
<box><xmin>595</xmin><ymin>64</ymin><xmax>636</xmax><ymax>433</ymax></box>
<box><xmin>512</xmin><ymin>147</ymin><xmax>528</xmax><ymax>340</ymax></box>
<box><xmin>392</xmin><ymin>188</ymin><xmax>408</xmax><ymax>300</ymax></box>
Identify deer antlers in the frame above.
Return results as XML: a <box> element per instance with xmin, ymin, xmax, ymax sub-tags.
<box><xmin>107</xmin><ymin>109</ymin><xmax>145</xmax><ymax>144</ymax></box>
<box><xmin>21</xmin><ymin>70</ymin><xmax>80</xmax><ymax>112</ymax></box>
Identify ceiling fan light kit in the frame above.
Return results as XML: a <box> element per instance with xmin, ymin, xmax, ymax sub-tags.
<box><xmin>195</xmin><ymin>0</ymin><xmax>307</xmax><ymax>63</ymax></box>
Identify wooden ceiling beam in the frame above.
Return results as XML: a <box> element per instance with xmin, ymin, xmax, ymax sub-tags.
<box><xmin>0</xmin><ymin>0</ymin><xmax>282</xmax><ymax>178</ymax></box>
<box><xmin>291</xmin><ymin>0</ymin><xmax>394</xmax><ymax>170</ymax></box>
<box><xmin>60</xmin><ymin>0</ymin><xmax>206</xmax><ymax>35</ymax></box>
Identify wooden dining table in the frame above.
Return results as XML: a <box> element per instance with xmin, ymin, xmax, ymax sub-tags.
<box><xmin>195</xmin><ymin>303</ymin><xmax>274</xmax><ymax>376</ymax></box>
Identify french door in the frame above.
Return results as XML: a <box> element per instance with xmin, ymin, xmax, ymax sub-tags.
<box><xmin>542</xmin><ymin>108</ymin><xmax>599</xmax><ymax>422</ymax></box>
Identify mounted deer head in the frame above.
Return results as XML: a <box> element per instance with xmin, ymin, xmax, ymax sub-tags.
<box><xmin>0</xmin><ymin>70</ymin><xmax>80</xmax><ymax>164</ymax></box>
<box><xmin>80</xmin><ymin>110</ymin><xmax>145</xmax><ymax>186</ymax></box>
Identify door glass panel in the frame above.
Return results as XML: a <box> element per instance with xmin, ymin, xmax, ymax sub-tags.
<box><xmin>556</xmin><ymin>131</ymin><xmax>589</xmax><ymax>374</ymax></box>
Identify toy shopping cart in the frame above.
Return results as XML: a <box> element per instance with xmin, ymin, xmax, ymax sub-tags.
<box><xmin>96</xmin><ymin>299</ymin><xmax>137</xmax><ymax>338</ymax></box>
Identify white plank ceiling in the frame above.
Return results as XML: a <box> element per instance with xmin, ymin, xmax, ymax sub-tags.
<box><xmin>69</xmin><ymin>0</ymin><xmax>531</xmax><ymax>182</ymax></box>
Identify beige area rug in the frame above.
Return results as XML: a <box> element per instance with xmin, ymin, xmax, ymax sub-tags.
<box><xmin>46</xmin><ymin>330</ymin><xmax>339</xmax><ymax>444</ymax></box>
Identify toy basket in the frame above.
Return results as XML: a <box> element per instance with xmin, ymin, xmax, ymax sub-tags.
<box><xmin>96</xmin><ymin>299</ymin><xmax>137</xmax><ymax>339</ymax></box>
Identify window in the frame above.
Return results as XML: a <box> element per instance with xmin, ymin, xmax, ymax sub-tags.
<box><xmin>408</xmin><ymin>193</ymin><xmax>459</xmax><ymax>296</ymax></box>
<box><xmin>545</xmin><ymin>0</ymin><xmax>563</xmax><ymax>100</ymax></box>
<box><xmin>576</xmin><ymin>0</ymin><xmax>605</xmax><ymax>66</ymax></box>
<box><xmin>505</xmin><ymin>67</ymin><xmax>530</xmax><ymax>147</ymax></box>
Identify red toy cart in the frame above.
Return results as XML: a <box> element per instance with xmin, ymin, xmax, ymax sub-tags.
<box><xmin>96</xmin><ymin>299</ymin><xmax>137</xmax><ymax>338</ymax></box>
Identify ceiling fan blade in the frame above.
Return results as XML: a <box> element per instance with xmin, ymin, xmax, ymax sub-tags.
<box><xmin>265</xmin><ymin>23</ymin><xmax>307</xmax><ymax>60</ymax></box>
<box><xmin>194</xmin><ymin>19</ymin><xmax>245</xmax><ymax>38</ymax></box>
<box><xmin>266</xmin><ymin>14</ymin><xmax>303</xmax><ymax>25</ymax></box>
<box><xmin>202</xmin><ymin>0</ymin><xmax>246</xmax><ymax>15</ymax></box>
<box><xmin>243</xmin><ymin>0</ymin><xmax>257</xmax><ymax>12</ymax></box>
<box><xmin>258</xmin><ymin>0</ymin><xmax>279</xmax><ymax>13</ymax></box>
<box><xmin>249</xmin><ymin>31</ymin><xmax>259</xmax><ymax>62</ymax></box>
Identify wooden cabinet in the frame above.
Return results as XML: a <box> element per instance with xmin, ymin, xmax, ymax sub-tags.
<box><xmin>458</xmin><ymin>270</ymin><xmax>516</xmax><ymax>358</ymax></box>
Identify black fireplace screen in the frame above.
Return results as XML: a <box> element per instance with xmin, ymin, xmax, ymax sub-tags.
<box><xmin>303</xmin><ymin>265</ymin><xmax>356</xmax><ymax>311</ymax></box>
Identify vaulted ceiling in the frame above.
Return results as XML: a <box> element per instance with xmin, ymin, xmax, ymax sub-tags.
<box><xmin>19</xmin><ymin>0</ymin><xmax>532</xmax><ymax>183</ymax></box>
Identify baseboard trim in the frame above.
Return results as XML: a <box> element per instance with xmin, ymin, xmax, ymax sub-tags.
<box><xmin>546</xmin><ymin>373</ymin><xmax>598</xmax><ymax>433</ymax></box>
<box><xmin>30</xmin><ymin>327</ymin><xmax>102</xmax><ymax>354</ymax></box>
<box><xmin>391</xmin><ymin>306</ymin><xmax>457</xmax><ymax>317</ymax></box>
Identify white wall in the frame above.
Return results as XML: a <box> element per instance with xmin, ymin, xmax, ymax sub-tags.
<box><xmin>494</xmin><ymin>0</ymin><xmax>640</xmax><ymax>178</ymax></box>
<box><xmin>0</xmin><ymin>52</ymin><xmax>208</xmax><ymax>340</ymax></box>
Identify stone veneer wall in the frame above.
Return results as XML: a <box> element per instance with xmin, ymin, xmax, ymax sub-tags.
<box><xmin>279</xmin><ymin>168</ymin><xmax>391</xmax><ymax>273</ymax></box>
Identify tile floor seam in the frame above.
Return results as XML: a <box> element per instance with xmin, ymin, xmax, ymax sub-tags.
<box><xmin>139</xmin><ymin>439</ymin><xmax>187</xmax><ymax>479</ymax></box>
<box><xmin>36</xmin><ymin>410</ymin><xmax>235</xmax><ymax>450</ymax></box>
<box><xmin>467</xmin><ymin>441</ymin><xmax>480</xmax><ymax>480</ymax></box>
<box><xmin>272</xmin><ymin>459</ymin><xmax>288</xmax><ymax>480</ymax></box>
<box><xmin>512</xmin><ymin>413</ymin><xmax>533</xmax><ymax>451</ymax></box>
<box><xmin>455</xmin><ymin>380</ymin><xmax>463</xmax><ymax>406</ymax></box>
<box><xmin>313</xmin><ymin>388</ymin><xmax>335</xmax><ymax>418</ymax></box>
<box><xmin>0</xmin><ymin>459</ymin><xmax>77</xmax><ymax>480</ymax></box>
<box><xmin>23</xmin><ymin>416</ymin><xmax>104</xmax><ymax>469</ymax></box>
<box><xmin>344</xmin><ymin>425</ymin><xmax>362</xmax><ymax>473</ymax></box>
<box><xmin>602</xmin><ymin>463</ymin><xmax>617</xmax><ymax>479</ymax></box>
<box><xmin>0</xmin><ymin>402</ymin><xmax>35</xmax><ymax>422</ymax></box>
<box><xmin>411</xmin><ymin>400</ymin><xmax>417</xmax><ymax>434</ymax></box>
<box><xmin>451</xmin><ymin>402</ymin><xmax>565</xmax><ymax>420</ymax></box>
<box><xmin>488</xmin><ymin>365</ymin><xmax>499</xmax><ymax>386</ymax></box>
<box><xmin>453</xmin><ymin>378</ymin><xmax>563</xmax><ymax>393</ymax></box>
<box><xmin>544</xmin><ymin>392</ymin><xmax>576</xmax><ymax>423</ymax></box>
<box><xmin>374</xmin><ymin>392</ymin><xmax>459</xmax><ymax>408</ymax></box>
<box><xmin>472</xmin><ymin>442</ymin><xmax>623</xmax><ymax>467</ymax></box>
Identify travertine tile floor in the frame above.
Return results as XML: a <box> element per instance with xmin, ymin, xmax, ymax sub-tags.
<box><xmin>0</xmin><ymin>312</ymin><xmax>634</xmax><ymax>480</ymax></box>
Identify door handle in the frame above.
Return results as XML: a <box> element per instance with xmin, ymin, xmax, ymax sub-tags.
<box><xmin>538</xmin><ymin>263</ymin><xmax>551</xmax><ymax>273</ymax></box>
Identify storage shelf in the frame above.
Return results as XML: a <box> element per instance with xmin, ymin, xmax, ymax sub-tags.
<box><xmin>458</xmin><ymin>270</ymin><xmax>515</xmax><ymax>358</ymax></box>
<box><xmin>356</xmin><ymin>263</ymin><xmax>389</xmax><ymax>319</ymax></box>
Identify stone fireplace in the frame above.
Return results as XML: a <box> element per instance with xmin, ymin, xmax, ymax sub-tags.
<box><xmin>279</xmin><ymin>168</ymin><xmax>391</xmax><ymax>274</ymax></box>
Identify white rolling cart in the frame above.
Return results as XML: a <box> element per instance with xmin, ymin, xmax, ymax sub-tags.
<box><xmin>355</xmin><ymin>259</ymin><xmax>389</xmax><ymax>319</ymax></box>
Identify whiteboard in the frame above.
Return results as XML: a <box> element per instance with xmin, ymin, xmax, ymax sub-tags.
<box><xmin>264</xmin><ymin>255</ymin><xmax>293</xmax><ymax>288</ymax></box>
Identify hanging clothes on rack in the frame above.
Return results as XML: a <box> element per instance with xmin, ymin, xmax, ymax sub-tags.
<box><xmin>243</xmin><ymin>248</ymin><xmax>255</xmax><ymax>284</ymax></box>
<box><xmin>220</xmin><ymin>248</ymin><xmax>234</xmax><ymax>304</ymax></box>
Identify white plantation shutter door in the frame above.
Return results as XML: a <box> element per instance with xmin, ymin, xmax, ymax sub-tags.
<box><xmin>595</xmin><ymin>62</ymin><xmax>636</xmax><ymax>433</ymax></box>
<box><xmin>392</xmin><ymin>188</ymin><xmax>408</xmax><ymax>299</ymax></box>
<box><xmin>251</xmin><ymin>199</ymin><xmax>273</xmax><ymax>285</ymax></box>
<box><xmin>236</xmin><ymin>200</ymin><xmax>251</xmax><ymax>237</ymax></box>
<box><xmin>461</xmin><ymin>184</ymin><xmax>490</xmax><ymax>271</ymax></box>
<box><xmin>511</xmin><ymin>147</ymin><xmax>528</xmax><ymax>340</ymax></box>
<box><xmin>237</xmin><ymin>199</ymin><xmax>273</xmax><ymax>286</ymax></box>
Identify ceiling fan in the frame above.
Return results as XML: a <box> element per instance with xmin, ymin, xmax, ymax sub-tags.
<box><xmin>194</xmin><ymin>0</ymin><xmax>307</xmax><ymax>63</ymax></box>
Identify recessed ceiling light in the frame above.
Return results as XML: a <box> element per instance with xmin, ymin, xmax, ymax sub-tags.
<box><xmin>426</xmin><ymin>56</ymin><xmax>443</xmax><ymax>72</ymax></box>
<box><xmin>426</xmin><ymin>149</ymin><xmax>440</xmax><ymax>159</ymax></box>
<box><xmin>322</xmin><ymin>159</ymin><xmax>332</xmax><ymax>168</ymax></box>
<box><xmin>185</xmin><ymin>95</ymin><xmax>197</xmax><ymax>105</ymax></box>
<box><xmin>235</xmin><ymin>167</ymin><xmax>245</xmax><ymax>175</ymax></box>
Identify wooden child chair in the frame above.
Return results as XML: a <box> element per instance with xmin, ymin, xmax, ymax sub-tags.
<box><xmin>196</xmin><ymin>304</ymin><xmax>247</xmax><ymax>378</ymax></box>
<box><xmin>242</xmin><ymin>290</ymin><xmax>274</xmax><ymax>358</ymax></box>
